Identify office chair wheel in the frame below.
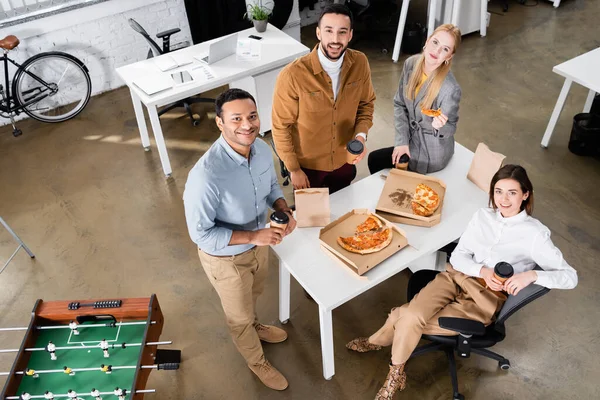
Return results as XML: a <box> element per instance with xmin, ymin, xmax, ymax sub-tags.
<box><xmin>499</xmin><ymin>359</ymin><xmax>511</xmax><ymax>370</ymax></box>
<box><xmin>12</xmin><ymin>128</ymin><xmax>22</xmax><ymax>137</ymax></box>
<box><xmin>503</xmin><ymin>4</ymin><xmax>508</xmax><ymax>12</ymax></box>
<box><xmin>381</xmin><ymin>48</ymin><xmax>388</xmax><ymax>54</ymax></box>
<box><xmin>192</xmin><ymin>119</ymin><xmax>200</xmax><ymax>127</ymax></box>
<box><xmin>453</xmin><ymin>393</ymin><xmax>465</xmax><ymax>400</ymax></box>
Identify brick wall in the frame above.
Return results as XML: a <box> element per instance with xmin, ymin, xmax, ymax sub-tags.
<box><xmin>2</xmin><ymin>0</ymin><xmax>191</xmax><ymax>98</ymax></box>
<box><xmin>299</xmin><ymin>0</ymin><xmax>333</xmax><ymax>26</ymax></box>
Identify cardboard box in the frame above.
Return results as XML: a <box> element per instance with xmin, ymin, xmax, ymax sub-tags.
<box><xmin>375</xmin><ymin>169</ymin><xmax>446</xmax><ymax>226</ymax></box>
<box><xmin>375</xmin><ymin>210</ymin><xmax>440</xmax><ymax>227</ymax></box>
<box><xmin>319</xmin><ymin>209</ymin><xmax>409</xmax><ymax>275</ymax></box>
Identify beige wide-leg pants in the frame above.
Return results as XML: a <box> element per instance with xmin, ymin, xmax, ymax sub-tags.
<box><xmin>369</xmin><ymin>265</ymin><xmax>505</xmax><ymax>365</ymax></box>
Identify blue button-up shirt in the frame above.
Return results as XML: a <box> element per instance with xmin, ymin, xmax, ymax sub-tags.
<box><xmin>183</xmin><ymin>135</ymin><xmax>285</xmax><ymax>256</ymax></box>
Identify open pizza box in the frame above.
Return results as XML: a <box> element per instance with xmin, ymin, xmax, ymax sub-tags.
<box><xmin>375</xmin><ymin>169</ymin><xmax>446</xmax><ymax>227</ymax></box>
<box><xmin>319</xmin><ymin>209</ymin><xmax>409</xmax><ymax>276</ymax></box>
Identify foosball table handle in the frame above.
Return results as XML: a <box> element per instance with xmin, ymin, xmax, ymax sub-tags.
<box><xmin>157</xmin><ymin>363</ymin><xmax>180</xmax><ymax>370</ymax></box>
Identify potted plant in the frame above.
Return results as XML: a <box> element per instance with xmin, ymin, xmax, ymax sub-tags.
<box><xmin>245</xmin><ymin>1</ymin><xmax>272</xmax><ymax>33</ymax></box>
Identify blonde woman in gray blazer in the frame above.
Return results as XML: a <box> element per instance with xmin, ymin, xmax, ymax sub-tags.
<box><xmin>368</xmin><ymin>24</ymin><xmax>462</xmax><ymax>174</ymax></box>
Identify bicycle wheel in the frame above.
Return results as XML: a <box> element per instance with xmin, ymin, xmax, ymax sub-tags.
<box><xmin>12</xmin><ymin>51</ymin><xmax>91</xmax><ymax>123</ymax></box>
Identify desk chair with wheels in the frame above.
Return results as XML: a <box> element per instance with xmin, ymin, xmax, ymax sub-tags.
<box><xmin>128</xmin><ymin>18</ymin><xmax>215</xmax><ymax>126</ymax></box>
<box><xmin>407</xmin><ymin>267</ymin><xmax>550</xmax><ymax>400</ymax></box>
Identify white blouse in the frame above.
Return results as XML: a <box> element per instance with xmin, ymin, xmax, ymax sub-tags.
<box><xmin>450</xmin><ymin>208</ymin><xmax>578</xmax><ymax>290</ymax></box>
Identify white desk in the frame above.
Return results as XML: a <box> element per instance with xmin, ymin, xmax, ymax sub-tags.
<box><xmin>272</xmin><ymin>143</ymin><xmax>487</xmax><ymax>380</ymax></box>
<box><xmin>115</xmin><ymin>24</ymin><xmax>309</xmax><ymax>177</ymax></box>
<box><xmin>541</xmin><ymin>47</ymin><xmax>600</xmax><ymax>148</ymax></box>
<box><xmin>391</xmin><ymin>0</ymin><xmax>488</xmax><ymax>63</ymax></box>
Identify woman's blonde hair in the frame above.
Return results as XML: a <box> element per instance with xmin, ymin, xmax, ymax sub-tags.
<box><xmin>405</xmin><ymin>24</ymin><xmax>461</xmax><ymax>110</ymax></box>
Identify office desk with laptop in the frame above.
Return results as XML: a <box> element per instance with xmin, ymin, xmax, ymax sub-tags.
<box><xmin>116</xmin><ymin>24</ymin><xmax>310</xmax><ymax>178</ymax></box>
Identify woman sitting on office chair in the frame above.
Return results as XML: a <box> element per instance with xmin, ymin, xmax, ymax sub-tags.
<box><xmin>368</xmin><ymin>24</ymin><xmax>462</xmax><ymax>174</ymax></box>
<box><xmin>346</xmin><ymin>164</ymin><xmax>578</xmax><ymax>399</ymax></box>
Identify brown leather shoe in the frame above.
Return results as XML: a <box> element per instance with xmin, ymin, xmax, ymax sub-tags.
<box><xmin>248</xmin><ymin>359</ymin><xmax>289</xmax><ymax>391</ymax></box>
<box><xmin>375</xmin><ymin>362</ymin><xmax>407</xmax><ymax>399</ymax></box>
<box><xmin>255</xmin><ymin>324</ymin><xmax>288</xmax><ymax>343</ymax></box>
<box><xmin>346</xmin><ymin>337</ymin><xmax>382</xmax><ymax>352</ymax></box>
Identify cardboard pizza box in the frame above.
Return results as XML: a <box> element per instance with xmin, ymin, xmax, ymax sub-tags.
<box><xmin>375</xmin><ymin>210</ymin><xmax>441</xmax><ymax>227</ymax></box>
<box><xmin>319</xmin><ymin>209</ymin><xmax>408</xmax><ymax>276</ymax></box>
<box><xmin>375</xmin><ymin>169</ymin><xmax>446</xmax><ymax>226</ymax></box>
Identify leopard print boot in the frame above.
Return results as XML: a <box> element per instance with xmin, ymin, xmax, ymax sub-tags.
<box><xmin>375</xmin><ymin>362</ymin><xmax>407</xmax><ymax>399</ymax></box>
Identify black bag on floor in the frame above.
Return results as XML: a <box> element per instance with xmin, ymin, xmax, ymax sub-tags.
<box><xmin>568</xmin><ymin>113</ymin><xmax>600</xmax><ymax>157</ymax></box>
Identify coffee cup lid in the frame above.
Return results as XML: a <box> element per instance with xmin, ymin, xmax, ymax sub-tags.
<box><xmin>399</xmin><ymin>154</ymin><xmax>410</xmax><ymax>163</ymax></box>
<box><xmin>494</xmin><ymin>262</ymin><xmax>514</xmax><ymax>278</ymax></box>
<box><xmin>347</xmin><ymin>140</ymin><xmax>364</xmax><ymax>155</ymax></box>
<box><xmin>270</xmin><ymin>211</ymin><xmax>289</xmax><ymax>224</ymax></box>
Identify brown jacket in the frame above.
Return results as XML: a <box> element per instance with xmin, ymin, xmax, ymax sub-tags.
<box><xmin>271</xmin><ymin>46</ymin><xmax>376</xmax><ymax>172</ymax></box>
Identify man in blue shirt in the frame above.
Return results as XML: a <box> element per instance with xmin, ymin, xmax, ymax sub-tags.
<box><xmin>183</xmin><ymin>89</ymin><xmax>296</xmax><ymax>391</ymax></box>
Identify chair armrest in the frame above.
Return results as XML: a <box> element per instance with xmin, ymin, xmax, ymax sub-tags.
<box><xmin>157</xmin><ymin>28</ymin><xmax>180</xmax><ymax>39</ymax></box>
<box><xmin>438</xmin><ymin>317</ymin><xmax>486</xmax><ymax>336</ymax></box>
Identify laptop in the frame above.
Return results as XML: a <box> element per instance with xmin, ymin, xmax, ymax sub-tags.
<box><xmin>194</xmin><ymin>33</ymin><xmax>238</xmax><ymax>64</ymax></box>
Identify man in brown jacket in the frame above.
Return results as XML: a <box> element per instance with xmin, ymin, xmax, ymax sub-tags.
<box><xmin>272</xmin><ymin>3</ymin><xmax>376</xmax><ymax>194</ymax></box>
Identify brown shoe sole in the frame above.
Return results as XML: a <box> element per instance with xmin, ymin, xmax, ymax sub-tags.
<box><xmin>259</xmin><ymin>335</ymin><xmax>288</xmax><ymax>344</ymax></box>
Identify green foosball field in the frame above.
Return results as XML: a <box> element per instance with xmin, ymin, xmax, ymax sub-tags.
<box><xmin>1</xmin><ymin>296</ymin><xmax>180</xmax><ymax>400</ymax></box>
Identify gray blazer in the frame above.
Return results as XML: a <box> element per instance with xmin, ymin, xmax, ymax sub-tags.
<box><xmin>394</xmin><ymin>55</ymin><xmax>462</xmax><ymax>174</ymax></box>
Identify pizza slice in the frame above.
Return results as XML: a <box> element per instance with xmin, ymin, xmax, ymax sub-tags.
<box><xmin>411</xmin><ymin>201</ymin><xmax>434</xmax><ymax>217</ymax></box>
<box><xmin>355</xmin><ymin>215</ymin><xmax>384</xmax><ymax>233</ymax></box>
<box><xmin>421</xmin><ymin>107</ymin><xmax>442</xmax><ymax>118</ymax></box>
<box><xmin>337</xmin><ymin>226</ymin><xmax>393</xmax><ymax>255</ymax></box>
<box><xmin>412</xmin><ymin>183</ymin><xmax>440</xmax><ymax>214</ymax></box>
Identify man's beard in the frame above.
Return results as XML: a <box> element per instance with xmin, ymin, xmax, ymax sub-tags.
<box><xmin>320</xmin><ymin>42</ymin><xmax>347</xmax><ymax>61</ymax></box>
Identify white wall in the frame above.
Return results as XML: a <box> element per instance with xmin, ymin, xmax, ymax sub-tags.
<box><xmin>299</xmin><ymin>0</ymin><xmax>332</xmax><ymax>27</ymax></box>
<box><xmin>0</xmin><ymin>0</ymin><xmax>191</xmax><ymax>98</ymax></box>
<box><xmin>0</xmin><ymin>0</ymin><xmax>301</xmax><ymax>124</ymax></box>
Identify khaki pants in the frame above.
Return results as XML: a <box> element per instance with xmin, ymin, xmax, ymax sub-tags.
<box><xmin>369</xmin><ymin>265</ymin><xmax>505</xmax><ymax>365</ymax></box>
<box><xmin>198</xmin><ymin>246</ymin><xmax>269</xmax><ymax>365</ymax></box>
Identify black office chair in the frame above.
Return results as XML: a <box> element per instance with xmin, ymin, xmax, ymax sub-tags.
<box><xmin>407</xmin><ymin>267</ymin><xmax>550</xmax><ymax>400</ymax></box>
<box><xmin>346</xmin><ymin>0</ymin><xmax>399</xmax><ymax>54</ymax></box>
<box><xmin>267</xmin><ymin>135</ymin><xmax>290</xmax><ymax>187</ymax></box>
<box><xmin>128</xmin><ymin>18</ymin><xmax>215</xmax><ymax>126</ymax></box>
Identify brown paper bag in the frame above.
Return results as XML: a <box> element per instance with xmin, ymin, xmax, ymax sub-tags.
<box><xmin>294</xmin><ymin>188</ymin><xmax>331</xmax><ymax>227</ymax></box>
<box><xmin>467</xmin><ymin>143</ymin><xmax>506</xmax><ymax>192</ymax></box>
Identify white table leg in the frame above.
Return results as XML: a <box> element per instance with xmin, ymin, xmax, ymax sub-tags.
<box><xmin>392</xmin><ymin>0</ymin><xmax>411</xmax><ymax>63</ymax></box>
<box><xmin>129</xmin><ymin>89</ymin><xmax>151</xmax><ymax>151</ymax></box>
<box><xmin>583</xmin><ymin>89</ymin><xmax>596</xmax><ymax>113</ymax></box>
<box><xmin>427</xmin><ymin>0</ymin><xmax>437</xmax><ymax>37</ymax></box>
<box><xmin>147</xmin><ymin>105</ymin><xmax>173</xmax><ymax>177</ymax></box>
<box><xmin>541</xmin><ymin>78</ymin><xmax>572</xmax><ymax>148</ymax></box>
<box><xmin>279</xmin><ymin>259</ymin><xmax>291</xmax><ymax>324</ymax></box>
<box><xmin>554</xmin><ymin>0</ymin><xmax>561</xmax><ymax>7</ymax></box>
<box><xmin>318</xmin><ymin>305</ymin><xmax>335</xmax><ymax>380</ymax></box>
<box><xmin>480</xmin><ymin>0</ymin><xmax>487</xmax><ymax>37</ymax></box>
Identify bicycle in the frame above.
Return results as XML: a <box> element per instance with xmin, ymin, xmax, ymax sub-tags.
<box><xmin>0</xmin><ymin>35</ymin><xmax>92</xmax><ymax>137</ymax></box>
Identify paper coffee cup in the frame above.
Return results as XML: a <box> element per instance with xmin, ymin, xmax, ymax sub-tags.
<box><xmin>346</xmin><ymin>140</ymin><xmax>364</xmax><ymax>164</ymax></box>
<box><xmin>270</xmin><ymin>211</ymin><xmax>289</xmax><ymax>231</ymax></box>
<box><xmin>395</xmin><ymin>154</ymin><xmax>410</xmax><ymax>170</ymax></box>
<box><xmin>493</xmin><ymin>262</ymin><xmax>514</xmax><ymax>283</ymax></box>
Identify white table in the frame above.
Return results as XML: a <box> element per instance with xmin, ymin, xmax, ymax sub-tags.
<box><xmin>541</xmin><ymin>47</ymin><xmax>600</xmax><ymax>148</ymax></box>
<box><xmin>115</xmin><ymin>24</ymin><xmax>309</xmax><ymax>177</ymax></box>
<box><xmin>272</xmin><ymin>143</ymin><xmax>487</xmax><ymax>380</ymax></box>
<box><xmin>391</xmin><ymin>0</ymin><xmax>488</xmax><ymax>63</ymax></box>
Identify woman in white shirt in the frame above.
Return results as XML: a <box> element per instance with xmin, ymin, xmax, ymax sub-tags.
<box><xmin>346</xmin><ymin>164</ymin><xmax>577</xmax><ymax>400</ymax></box>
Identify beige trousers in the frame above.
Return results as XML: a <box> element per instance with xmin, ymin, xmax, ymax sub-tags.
<box><xmin>369</xmin><ymin>265</ymin><xmax>505</xmax><ymax>365</ymax></box>
<box><xmin>198</xmin><ymin>246</ymin><xmax>269</xmax><ymax>365</ymax></box>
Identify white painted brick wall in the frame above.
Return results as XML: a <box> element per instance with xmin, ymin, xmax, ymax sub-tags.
<box><xmin>299</xmin><ymin>0</ymin><xmax>333</xmax><ymax>27</ymax></box>
<box><xmin>1</xmin><ymin>0</ymin><xmax>191</xmax><ymax>124</ymax></box>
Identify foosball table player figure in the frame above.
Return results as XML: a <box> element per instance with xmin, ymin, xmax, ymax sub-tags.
<box><xmin>0</xmin><ymin>295</ymin><xmax>181</xmax><ymax>399</ymax></box>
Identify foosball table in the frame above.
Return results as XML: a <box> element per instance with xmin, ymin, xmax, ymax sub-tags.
<box><xmin>1</xmin><ymin>296</ymin><xmax>180</xmax><ymax>399</ymax></box>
